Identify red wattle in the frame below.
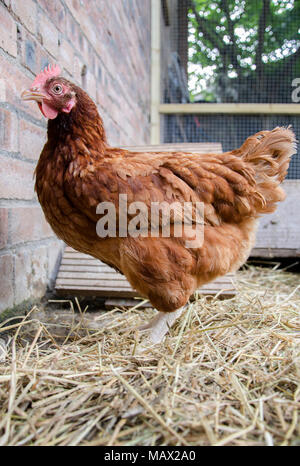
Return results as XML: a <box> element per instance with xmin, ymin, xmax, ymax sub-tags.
<box><xmin>41</xmin><ymin>101</ymin><xmax>58</xmax><ymax>119</ymax></box>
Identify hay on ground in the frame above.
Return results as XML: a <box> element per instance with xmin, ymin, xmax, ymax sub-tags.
<box><xmin>0</xmin><ymin>265</ymin><xmax>299</xmax><ymax>446</ymax></box>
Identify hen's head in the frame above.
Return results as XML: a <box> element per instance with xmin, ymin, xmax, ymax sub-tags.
<box><xmin>21</xmin><ymin>64</ymin><xmax>76</xmax><ymax>119</ymax></box>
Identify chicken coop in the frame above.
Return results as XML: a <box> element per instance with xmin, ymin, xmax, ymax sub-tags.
<box><xmin>151</xmin><ymin>0</ymin><xmax>300</xmax><ymax>259</ymax></box>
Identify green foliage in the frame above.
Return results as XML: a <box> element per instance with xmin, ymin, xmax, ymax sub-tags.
<box><xmin>188</xmin><ymin>0</ymin><xmax>300</xmax><ymax>102</ymax></box>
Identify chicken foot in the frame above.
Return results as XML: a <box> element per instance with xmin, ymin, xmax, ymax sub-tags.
<box><xmin>139</xmin><ymin>306</ymin><xmax>186</xmax><ymax>344</ymax></box>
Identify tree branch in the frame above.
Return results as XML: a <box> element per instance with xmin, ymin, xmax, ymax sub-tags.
<box><xmin>188</xmin><ymin>0</ymin><xmax>243</xmax><ymax>73</ymax></box>
<box><xmin>256</xmin><ymin>0</ymin><xmax>271</xmax><ymax>76</ymax></box>
<box><xmin>187</xmin><ymin>0</ymin><xmax>226</xmax><ymax>55</ymax></box>
<box><xmin>220</xmin><ymin>0</ymin><xmax>241</xmax><ymax>72</ymax></box>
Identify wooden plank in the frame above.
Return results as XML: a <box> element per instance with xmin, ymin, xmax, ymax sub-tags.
<box><xmin>159</xmin><ymin>103</ymin><xmax>300</xmax><ymax>115</ymax></box>
<box><xmin>56</xmin><ymin>283</ymin><xmax>131</xmax><ymax>290</ymax></box>
<box><xmin>55</xmin><ymin>288</ymin><xmax>137</xmax><ymax>298</ymax></box>
<box><xmin>56</xmin><ymin>245</ymin><xmax>236</xmax><ymax>298</ymax></box>
<box><xmin>60</xmin><ymin>261</ymin><xmax>108</xmax><ymax>268</ymax></box>
<box><xmin>122</xmin><ymin>143</ymin><xmax>223</xmax><ymax>153</ymax></box>
<box><xmin>56</xmin><ymin>283</ymin><xmax>235</xmax><ymax>293</ymax></box>
<box><xmin>56</xmin><ymin>278</ymin><xmax>132</xmax><ymax>288</ymax></box>
<box><xmin>56</xmin><ymin>286</ymin><xmax>235</xmax><ymax>299</ymax></box>
<box><xmin>56</xmin><ymin>276</ymin><xmax>233</xmax><ymax>288</ymax></box>
<box><xmin>57</xmin><ymin>280</ymin><xmax>126</xmax><ymax>288</ymax></box>
<box><xmin>61</xmin><ymin>260</ymin><xmax>107</xmax><ymax>268</ymax></box>
<box><xmin>57</xmin><ymin>267</ymin><xmax>234</xmax><ymax>284</ymax></box>
<box><xmin>56</xmin><ymin>285</ymin><xmax>130</xmax><ymax>291</ymax></box>
<box><xmin>57</xmin><ymin>272</ymin><xmax>128</xmax><ymax>281</ymax></box>
<box><xmin>62</xmin><ymin>253</ymin><xmax>98</xmax><ymax>260</ymax></box>
<box><xmin>59</xmin><ymin>265</ymin><xmax>118</xmax><ymax>272</ymax></box>
<box><xmin>251</xmin><ymin>248</ymin><xmax>300</xmax><ymax>258</ymax></box>
<box><xmin>56</xmin><ymin>274</ymin><xmax>233</xmax><ymax>286</ymax></box>
<box><xmin>253</xmin><ymin>181</ymin><xmax>300</xmax><ymax>254</ymax></box>
<box><xmin>56</xmin><ymin>285</ymin><xmax>235</xmax><ymax>297</ymax></box>
<box><xmin>58</xmin><ymin>268</ymin><xmax>233</xmax><ymax>284</ymax></box>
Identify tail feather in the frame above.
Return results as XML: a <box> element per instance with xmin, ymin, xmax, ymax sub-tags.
<box><xmin>237</xmin><ymin>127</ymin><xmax>297</xmax><ymax>214</ymax></box>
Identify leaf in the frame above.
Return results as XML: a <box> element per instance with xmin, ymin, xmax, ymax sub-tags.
<box><xmin>188</xmin><ymin>0</ymin><xmax>300</xmax><ymax>102</ymax></box>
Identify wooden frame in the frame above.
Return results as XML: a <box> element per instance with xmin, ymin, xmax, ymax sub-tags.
<box><xmin>159</xmin><ymin>103</ymin><xmax>300</xmax><ymax>115</ymax></box>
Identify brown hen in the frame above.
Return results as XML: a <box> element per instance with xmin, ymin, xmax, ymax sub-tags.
<box><xmin>22</xmin><ymin>65</ymin><xmax>297</xmax><ymax>343</ymax></box>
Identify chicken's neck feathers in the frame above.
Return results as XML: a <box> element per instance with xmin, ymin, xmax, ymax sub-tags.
<box><xmin>46</xmin><ymin>86</ymin><xmax>108</xmax><ymax>161</ymax></box>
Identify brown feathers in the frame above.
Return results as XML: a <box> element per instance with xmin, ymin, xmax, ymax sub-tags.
<box><xmin>34</xmin><ymin>84</ymin><xmax>297</xmax><ymax>314</ymax></box>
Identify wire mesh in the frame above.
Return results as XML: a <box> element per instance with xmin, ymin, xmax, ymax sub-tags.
<box><xmin>161</xmin><ymin>0</ymin><xmax>300</xmax><ymax>178</ymax></box>
<box><xmin>163</xmin><ymin>113</ymin><xmax>300</xmax><ymax>179</ymax></box>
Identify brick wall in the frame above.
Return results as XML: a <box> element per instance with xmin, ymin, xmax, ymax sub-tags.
<box><xmin>0</xmin><ymin>0</ymin><xmax>151</xmax><ymax>313</ymax></box>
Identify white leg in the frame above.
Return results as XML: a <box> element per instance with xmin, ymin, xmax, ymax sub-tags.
<box><xmin>139</xmin><ymin>306</ymin><xmax>186</xmax><ymax>344</ymax></box>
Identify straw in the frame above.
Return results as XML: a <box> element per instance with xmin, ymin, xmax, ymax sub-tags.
<box><xmin>0</xmin><ymin>264</ymin><xmax>299</xmax><ymax>446</ymax></box>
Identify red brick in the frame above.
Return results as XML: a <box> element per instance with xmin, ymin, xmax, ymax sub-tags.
<box><xmin>0</xmin><ymin>4</ymin><xmax>17</xmax><ymax>57</ymax></box>
<box><xmin>86</xmin><ymin>70</ymin><xmax>97</xmax><ymax>101</ymax></box>
<box><xmin>59</xmin><ymin>38</ymin><xmax>74</xmax><ymax>75</ymax></box>
<box><xmin>0</xmin><ymin>108</ymin><xmax>18</xmax><ymax>152</ymax></box>
<box><xmin>37</xmin><ymin>50</ymin><xmax>51</xmax><ymax>77</ymax></box>
<box><xmin>30</xmin><ymin>246</ymin><xmax>48</xmax><ymax>297</ymax></box>
<box><xmin>14</xmin><ymin>246</ymin><xmax>48</xmax><ymax>303</ymax></box>
<box><xmin>0</xmin><ymin>254</ymin><xmax>14</xmax><ymax>311</ymax></box>
<box><xmin>65</xmin><ymin>11</ymin><xmax>79</xmax><ymax>51</ymax></box>
<box><xmin>0</xmin><ymin>208</ymin><xmax>8</xmax><ymax>249</ymax></box>
<box><xmin>39</xmin><ymin>0</ymin><xmax>66</xmax><ymax>32</ymax></box>
<box><xmin>65</xmin><ymin>0</ymin><xmax>82</xmax><ymax>25</ymax></box>
<box><xmin>0</xmin><ymin>155</ymin><xmax>35</xmax><ymax>200</ymax></box>
<box><xmin>73</xmin><ymin>55</ymin><xmax>85</xmax><ymax>85</ymax></box>
<box><xmin>10</xmin><ymin>205</ymin><xmax>53</xmax><ymax>245</ymax></box>
<box><xmin>19</xmin><ymin>119</ymin><xmax>46</xmax><ymax>161</ymax></box>
<box><xmin>101</xmin><ymin>114</ymin><xmax>121</xmax><ymax>146</ymax></box>
<box><xmin>14</xmin><ymin>248</ymin><xmax>31</xmax><ymax>303</ymax></box>
<box><xmin>0</xmin><ymin>78</ymin><xmax>6</xmax><ymax>102</ymax></box>
<box><xmin>38</xmin><ymin>12</ymin><xmax>59</xmax><ymax>57</ymax></box>
<box><xmin>18</xmin><ymin>26</ymin><xmax>40</xmax><ymax>75</ymax></box>
<box><xmin>0</xmin><ymin>55</ymin><xmax>43</xmax><ymax>121</ymax></box>
<box><xmin>11</xmin><ymin>0</ymin><xmax>37</xmax><ymax>33</ymax></box>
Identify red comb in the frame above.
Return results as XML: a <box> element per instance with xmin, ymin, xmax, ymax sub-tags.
<box><xmin>31</xmin><ymin>64</ymin><xmax>61</xmax><ymax>89</ymax></box>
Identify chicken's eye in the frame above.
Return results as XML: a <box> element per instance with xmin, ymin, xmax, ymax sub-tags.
<box><xmin>52</xmin><ymin>84</ymin><xmax>63</xmax><ymax>95</ymax></box>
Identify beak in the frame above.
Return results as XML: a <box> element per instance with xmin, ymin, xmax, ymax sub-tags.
<box><xmin>21</xmin><ymin>89</ymin><xmax>47</xmax><ymax>102</ymax></box>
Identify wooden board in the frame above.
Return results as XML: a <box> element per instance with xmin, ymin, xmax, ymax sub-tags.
<box><xmin>55</xmin><ymin>247</ymin><xmax>236</xmax><ymax>298</ymax></box>
<box><xmin>122</xmin><ymin>143</ymin><xmax>223</xmax><ymax>153</ymax></box>
<box><xmin>252</xmin><ymin>180</ymin><xmax>300</xmax><ymax>258</ymax></box>
<box><xmin>159</xmin><ymin>103</ymin><xmax>300</xmax><ymax>115</ymax></box>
